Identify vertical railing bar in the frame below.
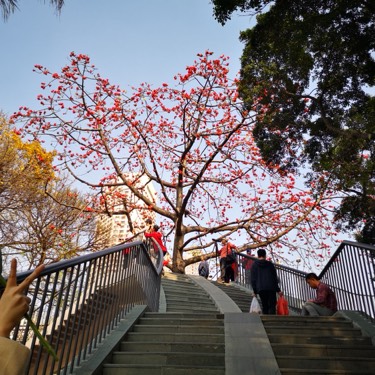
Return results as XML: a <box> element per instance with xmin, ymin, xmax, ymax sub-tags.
<box><xmin>40</xmin><ymin>270</ymin><xmax>60</xmax><ymax>375</ymax></box>
<box><xmin>113</xmin><ymin>251</ymin><xmax>124</xmax><ymax>324</ymax></box>
<box><xmin>30</xmin><ymin>273</ymin><xmax>52</xmax><ymax>375</ymax></box>
<box><xmin>54</xmin><ymin>267</ymin><xmax>76</xmax><ymax>375</ymax></box>
<box><xmin>62</xmin><ymin>263</ymin><xmax>86</xmax><ymax>375</ymax></box>
<box><xmin>106</xmin><ymin>253</ymin><xmax>118</xmax><ymax>332</ymax></box>
<box><xmin>358</xmin><ymin>247</ymin><xmax>375</xmax><ymax>318</ymax></box>
<box><xmin>351</xmin><ymin>245</ymin><xmax>368</xmax><ymax>314</ymax></box>
<box><xmin>341</xmin><ymin>247</ymin><xmax>358</xmax><ymax>311</ymax></box>
<box><xmin>68</xmin><ymin>260</ymin><xmax>90</xmax><ymax>374</ymax></box>
<box><xmin>88</xmin><ymin>256</ymin><xmax>104</xmax><ymax>353</ymax></box>
<box><xmin>95</xmin><ymin>253</ymin><xmax>112</xmax><ymax>346</ymax></box>
<box><xmin>72</xmin><ymin>260</ymin><xmax>96</xmax><ymax>369</ymax></box>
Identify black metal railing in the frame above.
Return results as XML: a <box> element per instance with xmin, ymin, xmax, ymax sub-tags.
<box><xmin>6</xmin><ymin>238</ymin><xmax>375</xmax><ymax>374</ymax></box>
<box><xmin>319</xmin><ymin>241</ymin><xmax>375</xmax><ymax>321</ymax></box>
<box><xmin>7</xmin><ymin>239</ymin><xmax>163</xmax><ymax>375</ymax></box>
<box><xmin>236</xmin><ymin>241</ymin><xmax>375</xmax><ymax>322</ymax></box>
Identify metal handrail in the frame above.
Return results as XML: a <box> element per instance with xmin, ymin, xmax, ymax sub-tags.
<box><xmin>236</xmin><ymin>241</ymin><xmax>375</xmax><ymax>322</ymax></box>
<box><xmin>7</xmin><ymin>238</ymin><xmax>375</xmax><ymax>374</ymax></box>
<box><xmin>6</xmin><ymin>239</ymin><xmax>163</xmax><ymax>375</ymax></box>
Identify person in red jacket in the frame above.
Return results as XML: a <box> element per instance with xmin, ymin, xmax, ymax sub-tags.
<box><xmin>145</xmin><ymin>224</ymin><xmax>167</xmax><ymax>256</ymax></box>
<box><xmin>219</xmin><ymin>238</ymin><xmax>237</xmax><ymax>283</ymax></box>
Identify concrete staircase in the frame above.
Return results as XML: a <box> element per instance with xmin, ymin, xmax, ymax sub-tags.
<box><xmin>89</xmin><ymin>273</ymin><xmax>375</xmax><ymax>375</ymax></box>
<box><xmin>262</xmin><ymin>314</ymin><xmax>375</xmax><ymax>374</ymax></box>
<box><xmin>211</xmin><ymin>280</ymin><xmax>252</xmax><ymax>312</ymax></box>
<box><xmin>102</xmin><ymin>273</ymin><xmax>225</xmax><ymax>374</ymax></box>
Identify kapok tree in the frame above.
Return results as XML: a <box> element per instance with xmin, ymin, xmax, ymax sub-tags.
<box><xmin>12</xmin><ymin>51</ymin><xmax>340</xmax><ymax>273</ymax></box>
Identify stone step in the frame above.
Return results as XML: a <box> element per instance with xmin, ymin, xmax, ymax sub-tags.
<box><xmin>110</xmin><ymin>351</ymin><xmax>225</xmax><ymax>366</ymax></box>
<box><xmin>162</xmin><ymin>286</ymin><xmax>204</xmax><ymax>294</ymax></box>
<box><xmin>279</xmin><ymin>369</ymin><xmax>374</xmax><ymax>375</ymax></box>
<box><xmin>165</xmin><ymin>303</ymin><xmax>217</xmax><ymax>311</ymax></box>
<box><xmin>268</xmin><ymin>333</ymin><xmax>372</xmax><ymax>345</ymax></box>
<box><xmin>103</xmin><ymin>364</ymin><xmax>225</xmax><ymax>375</ymax></box>
<box><xmin>120</xmin><ymin>341</ymin><xmax>225</xmax><ymax>353</ymax></box>
<box><xmin>265</xmin><ymin>326</ymin><xmax>362</xmax><ymax>336</ymax></box>
<box><xmin>139</xmin><ymin>317</ymin><xmax>223</xmax><ymax>326</ymax></box>
<box><xmin>261</xmin><ymin>315</ymin><xmax>349</xmax><ymax>323</ymax></box>
<box><xmin>133</xmin><ymin>324</ymin><xmax>224</xmax><ymax>334</ymax></box>
<box><xmin>125</xmin><ymin>332</ymin><xmax>224</xmax><ymax>344</ymax></box>
<box><xmin>162</xmin><ymin>282</ymin><xmax>199</xmax><ymax>289</ymax></box>
<box><xmin>163</xmin><ymin>291</ymin><xmax>206</xmax><ymax>298</ymax></box>
<box><xmin>262</xmin><ymin>315</ymin><xmax>352</xmax><ymax>324</ymax></box>
<box><xmin>211</xmin><ymin>281</ymin><xmax>253</xmax><ymax>312</ymax></box>
<box><xmin>272</xmin><ymin>343</ymin><xmax>375</xmax><ymax>357</ymax></box>
<box><xmin>263</xmin><ymin>320</ymin><xmax>353</xmax><ymax>328</ymax></box>
<box><xmin>165</xmin><ymin>298</ymin><xmax>216</xmax><ymax>307</ymax></box>
<box><xmin>277</xmin><ymin>356</ymin><xmax>375</xmax><ymax>372</ymax></box>
<box><xmin>168</xmin><ymin>306</ymin><xmax>217</xmax><ymax>314</ymax></box>
<box><xmin>166</xmin><ymin>306</ymin><xmax>219</xmax><ymax>313</ymax></box>
<box><xmin>144</xmin><ymin>312</ymin><xmax>224</xmax><ymax>320</ymax></box>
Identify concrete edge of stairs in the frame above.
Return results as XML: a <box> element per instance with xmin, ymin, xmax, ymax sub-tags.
<box><xmin>187</xmin><ymin>274</ymin><xmax>242</xmax><ymax>313</ymax></box>
<box><xmin>159</xmin><ymin>282</ymin><xmax>167</xmax><ymax>313</ymax></box>
<box><xmin>71</xmin><ymin>305</ymin><xmax>148</xmax><ymax>375</ymax></box>
<box><xmin>337</xmin><ymin>310</ymin><xmax>375</xmax><ymax>345</ymax></box>
<box><xmin>188</xmin><ymin>275</ymin><xmax>281</xmax><ymax>375</ymax></box>
<box><xmin>225</xmin><ymin>313</ymin><xmax>281</xmax><ymax>375</ymax></box>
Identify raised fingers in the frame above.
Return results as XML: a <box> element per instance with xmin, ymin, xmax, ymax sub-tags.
<box><xmin>18</xmin><ymin>264</ymin><xmax>45</xmax><ymax>292</ymax></box>
<box><xmin>5</xmin><ymin>258</ymin><xmax>18</xmax><ymax>288</ymax></box>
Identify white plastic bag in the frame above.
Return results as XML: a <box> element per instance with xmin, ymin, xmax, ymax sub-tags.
<box><xmin>249</xmin><ymin>297</ymin><xmax>262</xmax><ymax>314</ymax></box>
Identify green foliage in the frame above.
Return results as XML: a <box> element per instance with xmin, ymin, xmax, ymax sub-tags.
<box><xmin>212</xmin><ymin>0</ymin><xmax>375</xmax><ymax>243</ymax></box>
<box><xmin>1</xmin><ymin>0</ymin><xmax>64</xmax><ymax>20</ymax></box>
<box><xmin>212</xmin><ymin>0</ymin><xmax>270</xmax><ymax>25</ymax></box>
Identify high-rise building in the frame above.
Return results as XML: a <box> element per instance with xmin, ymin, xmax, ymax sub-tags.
<box><xmin>95</xmin><ymin>175</ymin><xmax>157</xmax><ymax>247</ymax></box>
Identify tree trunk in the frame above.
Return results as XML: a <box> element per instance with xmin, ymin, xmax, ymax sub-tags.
<box><xmin>171</xmin><ymin>231</ymin><xmax>185</xmax><ymax>273</ymax></box>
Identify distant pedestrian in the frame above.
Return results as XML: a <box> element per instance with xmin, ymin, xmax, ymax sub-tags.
<box><xmin>219</xmin><ymin>239</ymin><xmax>237</xmax><ymax>283</ymax></box>
<box><xmin>198</xmin><ymin>258</ymin><xmax>210</xmax><ymax>279</ymax></box>
<box><xmin>301</xmin><ymin>273</ymin><xmax>337</xmax><ymax>316</ymax></box>
<box><xmin>251</xmin><ymin>249</ymin><xmax>282</xmax><ymax>314</ymax></box>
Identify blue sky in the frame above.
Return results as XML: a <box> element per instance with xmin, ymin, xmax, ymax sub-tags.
<box><xmin>0</xmin><ymin>0</ymin><xmax>253</xmax><ymax>116</ymax></box>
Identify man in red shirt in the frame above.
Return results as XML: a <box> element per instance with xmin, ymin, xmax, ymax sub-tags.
<box><xmin>302</xmin><ymin>273</ymin><xmax>337</xmax><ymax>316</ymax></box>
<box><xmin>219</xmin><ymin>238</ymin><xmax>237</xmax><ymax>283</ymax></box>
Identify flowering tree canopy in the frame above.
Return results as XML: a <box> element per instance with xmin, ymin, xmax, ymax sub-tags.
<box><xmin>0</xmin><ymin>116</ymin><xmax>100</xmax><ymax>270</ymax></box>
<box><xmin>12</xmin><ymin>51</ymin><xmax>340</xmax><ymax>272</ymax></box>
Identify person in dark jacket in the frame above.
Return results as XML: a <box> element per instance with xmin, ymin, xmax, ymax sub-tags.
<box><xmin>198</xmin><ymin>258</ymin><xmax>210</xmax><ymax>279</ymax></box>
<box><xmin>251</xmin><ymin>249</ymin><xmax>282</xmax><ymax>314</ymax></box>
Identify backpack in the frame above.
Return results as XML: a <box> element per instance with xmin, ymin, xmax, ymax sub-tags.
<box><xmin>198</xmin><ymin>263</ymin><xmax>209</xmax><ymax>277</ymax></box>
<box><xmin>226</xmin><ymin>250</ymin><xmax>236</xmax><ymax>264</ymax></box>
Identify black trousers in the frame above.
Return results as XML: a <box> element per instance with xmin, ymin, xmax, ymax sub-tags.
<box><xmin>258</xmin><ymin>290</ymin><xmax>277</xmax><ymax>314</ymax></box>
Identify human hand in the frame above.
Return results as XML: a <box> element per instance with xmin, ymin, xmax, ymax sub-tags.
<box><xmin>0</xmin><ymin>259</ymin><xmax>45</xmax><ymax>338</ymax></box>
